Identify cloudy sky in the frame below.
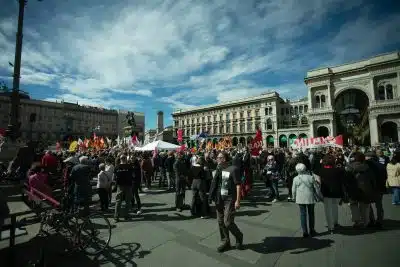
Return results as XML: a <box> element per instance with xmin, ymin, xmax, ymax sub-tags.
<box><xmin>0</xmin><ymin>0</ymin><xmax>399</xmax><ymax>129</ymax></box>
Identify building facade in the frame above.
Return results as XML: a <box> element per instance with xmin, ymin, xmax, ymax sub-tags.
<box><xmin>0</xmin><ymin>95</ymin><xmax>143</xmax><ymax>145</ymax></box>
<box><xmin>305</xmin><ymin>51</ymin><xmax>400</xmax><ymax>146</ymax></box>
<box><xmin>172</xmin><ymin>51</ymin><xmax>400</xmax><ymax>147</ymax></box>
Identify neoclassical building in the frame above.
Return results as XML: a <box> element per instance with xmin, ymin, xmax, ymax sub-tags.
<box><xmin>172</xmin><ymin>51</ymin><xmax>400</xmax><ymax>147</ymax></box>
<box><xmin>306</xmin><ymin>51</ymin><xmax>400</xmax><ymax>146</ymax></box>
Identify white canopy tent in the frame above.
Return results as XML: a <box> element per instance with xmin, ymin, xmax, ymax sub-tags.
<box><xmin>135</xmin><ymin>140</ymin><xmax>180</xmax><ymax>151</ymax></box>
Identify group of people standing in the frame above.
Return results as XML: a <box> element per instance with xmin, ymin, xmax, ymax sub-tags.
<box><xmin>1</xmin><ymin>144</ymin><xmax>399</xmax><ymax>254</ymax></box>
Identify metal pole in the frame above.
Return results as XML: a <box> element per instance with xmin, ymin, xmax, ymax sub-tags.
<box><xmin>6</xmin><ymin>0</ymin><xmax>26</xmax><ymax>140</ymax></box>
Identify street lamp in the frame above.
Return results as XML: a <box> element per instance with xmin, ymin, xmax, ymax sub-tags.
<box><xmin>6</xmin><ymin>0</ymin><xmax>42</xmax><ymax>141</ymax></box>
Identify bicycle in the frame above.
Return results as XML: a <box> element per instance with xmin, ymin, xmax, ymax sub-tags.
<box><xmin>38</xmin><ymin>205</ymin><xmax>112</xmax><ymax>256</ymax></box>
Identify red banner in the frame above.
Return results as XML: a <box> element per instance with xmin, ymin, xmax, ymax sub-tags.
<box><xmin>177</xmin><ymin>129</ymin><xmax>183</xmax><ymax>142</ymax></box>
<box><xmin>250</xmin><ymin>129</ymin><xmax>263</xmax><ymax>156</ymax></box>
<box><xmin>293</xmin><ymin>135</ymin><xmax>343</xmax><ymax>148</ymax></box>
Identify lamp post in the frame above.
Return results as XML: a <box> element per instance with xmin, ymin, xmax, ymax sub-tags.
<box><xmin>6</xmin><ymin>0</ymin><xmax>42</xmax><ymax>141</ymax></box>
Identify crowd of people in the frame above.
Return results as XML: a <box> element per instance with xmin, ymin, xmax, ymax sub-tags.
<box><xmin>1</xmin><ymin>143</ymin><xmax>400</xmax><ymax>253</ymax></box>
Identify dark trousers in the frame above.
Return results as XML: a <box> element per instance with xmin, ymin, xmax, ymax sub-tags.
<box><xmin>98</xmin><ymin>188</ymin><xmax>109</xmax><ymax>211</ymax></box>
<box><xmin>143</xmin><ymin>171</ymin><xmax>152</xmax><ymax>189</ymax></box>
<box><xmin>131</xmin><ymin>183</ymin><xmax>142</xmax><ymax>211</ymax></box>
<box><xmin>216</xmin><ymin>200</ymin><xmax>242</xmax><ymax>245</ymax></box>
<box><xmin>299</xmin><ymin>204</ymin><xmax>315</xmax><ymax>234</ymax></box>
<box><xmin>191</xmin><ymin>180</ymin><xmax>207</xmax><ymax>216</ymax></box>
<box><xmin>287</xmin><ymin>177</ymin><xmax>294</xmax><ymax>198</ymax></box>
<box><xmin>266</xmin><ymin>179</ymin><xmax>279</xmax><ymax>199</ymax></box>
<box><xmin>175</xmin><ymin>178</ymin><xmax>186</xmax><ymax>209</ymax></box>
<box><xmin>369</xmin><ymin>193</ymin><xmax>384</xmax><ymax>224</ymax></box>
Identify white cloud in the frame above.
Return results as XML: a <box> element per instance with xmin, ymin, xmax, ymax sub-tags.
<box><xmin>0</xmin><ymin>0</ymin><xmax>398</xmax><ymax>113</ymax></box>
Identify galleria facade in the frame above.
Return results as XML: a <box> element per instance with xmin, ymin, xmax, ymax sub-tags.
<box><xmin>172</xmin><ymin>51</ymin><xmax>400</xmax><ymax>147</ymax></box>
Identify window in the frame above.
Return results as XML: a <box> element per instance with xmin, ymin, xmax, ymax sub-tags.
<box><xmin>213</xmin><ymin>115</ymin><xmax>217</xmax><ymax>121</ymax></box>
<box><xmin>315</xmin><ymin>96</ymin><xmax>320</xmax><ymax>108</ymax></box>
<box><xmin>213</xmin><ymin>126</ymin><xmax>217</xmax><ymax>134</ymax></box>
<box><xmin>202</xmin><ymin>117</ymin><xmax>205</xmax><ymax>123</ymax></box>
<box><xmin>281</xmin><ymin>108</ymin><xmax>284</xmax><ymax>115</ymax></box>
<box><xmin>247</xmin><ymin>122</ymin><xmax>252</xmax><ymax>131</ymax></box>
<box><xmin>269</xmin><ymin>107</ymin><xmax>273</xmax><ymax>115</ymax></box>
<box><xmin>265</xmin><ymin>108</ymin><xmax>268</xmax><ymax>115</ymax></box>
<box><xmin>299</xmin><ymin>106</ymin><xmax>303</xmax><ymax>114</ymax></box>
<box><xmin>321</xmin><ymin>95</ymin><xmax>326</xmax><ymax>107</ymax></box>
<box><xmin>240</xmin><ymin>111</ymin><xmax>244</xmax><ymax>118</ymax></box>
<box><xmin>386</xmin><ymin>84</ymin><xmax>393</xmax><ymax>99</ymax></box>
<box><xmin>301</xmin><ymin>116</ymin><xmax>308</xmax><ymax>125</ymax></box>
<box><xmin>233</xmin><ymin>124</ymin><xmax>237</xmax><ymax>133</ymax></box>
<box><xmin>226</xmin><ymin>123</ymin><xmax>230</xmax><ymax>133</ymax></box>
<box><xmin>247</xmin><ymin>110</ymin><xmax>251</xmax><ymax>117</ymax></box>
<box><xmin>219</xmin><ymin>125</ymin><xmax>224</xmax><ymax>134</ymax></box>
<box><xmin>226</xmin><ymin>113</ymin><xmax>230</xmax><ymax>120</ymax></box>
<box><xmin>240</xmin><ymin>123</ymin><xmax>245</xmax><ymax>132</ymax></box>
<box><xmin>377</xmin><ymin>86</ymin><xmax>385</xmax><ymax>100</ymax></box>
<box><xmin>233</xmin><ymin>112</ymin><xmax>237</xmax><ymax>119</ymax></box>
<box><xmin>219</xmin><ymin>114</ymin><xmax>223</xmax><ymax>121</ymax></box>
<box><xmin>266</xmin><ymin>118</ymin><xmax>273</xmax><ymax>130</ymax></box>
<box><xmin>294</xmin><ymin>106</ymin><xmax>298</xmax><ymax>115</ymax></box>
<box><xmin>304</xmin><ymin>105</ymin><xmax>308</xmax><ymax>113</ymax></box>
<box><xmin>255</xmin><ymin>110</ymin><xmax>260</xmax><ymax>117</ymax></box>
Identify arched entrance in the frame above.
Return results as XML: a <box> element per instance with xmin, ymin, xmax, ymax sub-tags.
<box><xmin>381</xmin><ymin>121</ymin><xmax>398</xmax><ymax>143</ymax></box>
<box><xmin>239</xmin><ymin>137</ymin><xmax>246</xmax><ymax>145</ymax></box>
<box><xmin>232</xmin><ymin>137</ymin><xmax>238</xmax><ymax>146</ymax></box>
<box><xmin>266</xmin><ymin>135</ymin><xmax>274</xmax><ymax>147</ymax></box>
<box><xmin>335</xmin><ymin>89</ymin><xmax>370</xmax><ymax>145</ymax></box>
<box><xmin>288</xmin><ymin>134</ymin><xmax>297</xmax><ymax>145</ymax></box>
<box><xmin>299</xmin><ymin>133</ymin><xmax>307</xmax><ymax>139</ymax></box>
<box><xmin>317</xmin><ymin>126</ymin><xmax>329</xmax><ymax>137</ymax></box>
<box><xmin>247</xmin><ymin>136</ymin><xmax>253</xmax><ymax>144</ymax></box>
<box><xmin>279</xmin><ymin>135</ymin><xmax>287</xmax><ymax>148</ymax></box>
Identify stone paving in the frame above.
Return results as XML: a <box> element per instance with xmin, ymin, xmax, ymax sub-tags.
<box><xmin>1</xmin><ymin>182</ymin><xmax>399</xmax><ymax>267</ymax></box>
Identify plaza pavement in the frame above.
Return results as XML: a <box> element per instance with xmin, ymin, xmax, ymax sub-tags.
<box><xmin>1</xmin><ymin>182</ymin><xmax>399</xmax><ymax>267</ymax></box>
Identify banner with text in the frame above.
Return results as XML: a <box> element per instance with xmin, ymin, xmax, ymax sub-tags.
<box><xmin>291</xmin><ymin>135</ymin><xmax>344</xmax><ymax>149</ymax></box>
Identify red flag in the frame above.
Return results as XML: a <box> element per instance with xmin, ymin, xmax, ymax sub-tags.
<box><xmin>335</xmin><ymin>135</ymin><xmax>343</xmax><ymax>146</ymax></box>
<box><xmin>250</xmin><ymin>128</ymin><xmax>263</xmax><ymax>156</ymax></box>
<box><xmin>131</xmin><ymin>135</ymin><xmax>138</xmax><ymax>145</ymax></box>
<box><xmin>177</xmin><ymin>129</ymin><xmax>183</xmax><ymax>142</ymax></box>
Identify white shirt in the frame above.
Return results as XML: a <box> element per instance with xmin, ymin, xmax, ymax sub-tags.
<box><xmin>97</xmin><ymin>171</ymin><xmax>111</xmax><ymax>189</ymax></box>
<box><xmin>105</xmin><ymin>164</ymin><xmax>115</xmax><ymax>182</ymax></box>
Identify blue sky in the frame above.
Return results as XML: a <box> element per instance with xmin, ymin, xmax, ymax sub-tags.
<box><xmin>0</xmin><ymin>0</ymin><xmax>399</xmax><ymax>130</ymax></box>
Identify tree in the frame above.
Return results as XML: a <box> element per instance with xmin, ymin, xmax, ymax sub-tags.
<box><xmin>0</xmin><ymin>81</ymin><xmax>10</xmax><ymax>92</ymax></box>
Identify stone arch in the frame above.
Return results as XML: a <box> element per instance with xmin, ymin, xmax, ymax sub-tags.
<box><xmin>334</xmin><ymin>86</ymin><xmax>372</xmax><ymax>104</ymax></box>
<box><xmin>380</xmin><ymin>121</ymin><xmax>398</xmax><ymax>142</ymax></box>
<box><xmin>288</xmin><ymin>134</ymin><xmax>297</xmax><ymax>145</ymax></box>
<box><xmin>299</xmin><ymin>133</ymin><xmax>307</xmax><ymax>139</ymax></box>
<box><xmin>232</xmin><ymin>137</ymin><xmax>238</xmax><ymax>146</ymax></box>
<box><xmin>239</xmin><ymin>137</ymin><xmax>246</xmax><ymax>144</ymax></box>
<box><xmin>266</xmin><ymin>135</ymin><xmax>274</xmax><ymax>147</ymax></box>
<box><xmin>279</xmin><ymin>134</ymin><xmax>287</xmax><ymax>148</ymax></box>
<box><xmin>317</xmin><ymin>126</ymin><xmax>330</xmax><ymax>137</ymax></box>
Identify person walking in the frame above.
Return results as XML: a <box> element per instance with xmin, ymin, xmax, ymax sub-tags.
<box><xmin>318</xmin><ymin>154</ymin><xmax>345</xmax><ymax>234</ymax></box>
<box><xmin>97</xmin><ymin>163</ymin><xmax>112</xmax><ymax>211</ymax></box>
<box><xmin>292</xmin><ymin>163</ymin><xmax>319</xmax><ymax>238</ymax></box>
<box><xmin>113</xmin><ymin>155</ymin><xmax>133</xmax><ymax>222</ymax></box>
<box><xmin>386</xmin><ymin>150</ymin><xmax>400</xmax><ymax>205</ymax></box>
<box><xmin>209</xmin><ymin>151</ymin><xmax>243</xmax><ymax>253</ymax></box>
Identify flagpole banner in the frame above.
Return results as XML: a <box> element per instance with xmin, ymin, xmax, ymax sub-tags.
<box><xmin>250</xmin><ymin>128</ymin><xmax>263</xmax><ymax>156</ymax></box>
<box><xmin>177</xmin><ymin>129</ymin><xmax>183</xmax><ymax>142</ymax></box>
<box><xmin>291</xmin><ymin>135</ymin><xmax>344</xmax><ymax>149</ymax></box>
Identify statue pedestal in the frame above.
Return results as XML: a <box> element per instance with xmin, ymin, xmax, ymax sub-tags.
<box><xmin>0</xmin><ymin>139</ymin><xmax>23</xmax><ymax>162</ymax></box>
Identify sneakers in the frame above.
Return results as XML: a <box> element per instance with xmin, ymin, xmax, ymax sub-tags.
<box><xmin>235</xmin><ymin>234</ymin><xmax>244</xmax><ymax>250</ymax></box>
<box><xmin>136</xmin><ymin>210</ymin><xmax>143</xmax><ymax>215</ymax></box>
<box><xmin>272</xmin><ymin>199</ymin><xmax>278</xmax><ymax>203</ymax></box>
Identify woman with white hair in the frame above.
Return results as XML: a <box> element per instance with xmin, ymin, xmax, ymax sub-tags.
<box><xmin>292</xmin><ymin>163</ymin><xmax>320</xmax><ymax>237</ymax></box>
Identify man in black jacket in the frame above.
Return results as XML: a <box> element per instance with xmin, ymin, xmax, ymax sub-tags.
<box><xmin>365</xmin><ymin>151</ymin><xmax>386</xmax><ymax>228</ymax></box>
<box><xmin>209</xmin><ymin>151</ymin><xmax>243</xmax><ymax>253</ymax></box>
<box><xmin>114</xmin><ymin>155</ymin><xmax>133</xmax><ymax>222</ymax></box>
<box><xmin>173</xmin><ymin>152</ymin><xmax>188</xmax><ymax>212</ymax></box>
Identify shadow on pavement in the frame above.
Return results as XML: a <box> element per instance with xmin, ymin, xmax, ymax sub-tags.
<box><xmin>95</xmin><ymin>242</ymin><xmax>151</xmax><ymax>267</ymax></box>
<box><xmin>235</xmin><ymin>209</ymin><xmax>269</xmax><ymax>217</ymax></box>
<box><xmin>0</xmin><ymin>233</ymin><xmax>99</xmax><ymax>267</ymax></box>
<box><xmin>243</xmin><ymin>236</ymin><xmax>334</xmax><ymax>255</ymax></box>
<box><xmin>324</xmin><ymin>219</ymin><xmax>400</xmax><ymax>236</ymax></box>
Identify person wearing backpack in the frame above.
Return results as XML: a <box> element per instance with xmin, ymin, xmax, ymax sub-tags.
<box><xmin>345</xmin><ymin>152</ymin><xmax>378</xmax><ymax>228</ymax></box>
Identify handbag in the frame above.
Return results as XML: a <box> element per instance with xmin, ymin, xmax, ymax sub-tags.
<box><xmin>312</xmin><ymin>180</ymin><xmax>324</xmax><ymax>202</ymax></box>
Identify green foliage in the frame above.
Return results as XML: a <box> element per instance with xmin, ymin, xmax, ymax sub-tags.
<box><xmin>0</xmin><ymin>81</ymin><xmax>10</xmax><ymax>92</ymax></box>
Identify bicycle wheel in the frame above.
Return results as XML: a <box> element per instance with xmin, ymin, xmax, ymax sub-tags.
<box><xmin>78</xmin><ymin>212</ymin><xmax>111</xmax><ymax>255</ymax></box>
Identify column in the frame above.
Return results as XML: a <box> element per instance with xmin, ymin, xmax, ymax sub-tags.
<box><xmin>369</xmin><ymin>78</ymin><xmax>375</xmax><ymax>102</ymax></box>
<box><xmin>329</xmin><ymin>118</ymin><xmax>337</xmax><ymax>137</ymax></box>
<box><xmin>309</xmin><ymin>120</ymin><xmax>315</xmax><ymax>138</ymax></box>
<box><xmin>369</xmin><ymin>115</ymin><xmax>379</xmax><ymax>146</ymax></box>
<box><xmin>308</xmin><ymin>88</ymin><xmax>313</xmax><ymax>109</ymax></box>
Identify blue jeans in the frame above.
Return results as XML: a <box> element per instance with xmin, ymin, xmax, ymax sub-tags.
<box><xmin>299</xmin><ymin>204</ymin><xmax>315</xmax><ymax>234</ymax></box>
<box><xmin>392</xmin><ymin>187</ymin><xmax>400</xmax><ymax>205</ymax></box>
<box><xmin>271</xmin><ymin>179</ymin><xmax>280</xmax><ymax>199</ymax></box>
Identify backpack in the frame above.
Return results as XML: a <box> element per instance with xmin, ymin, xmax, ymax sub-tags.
<box><xmin>355</xmin><ymin>170</ymin><xmax>377</xmax><ymax>201</ymax></box>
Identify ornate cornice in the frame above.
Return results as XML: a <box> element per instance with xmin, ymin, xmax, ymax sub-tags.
<box><xmin>333</xmin><ymin>78</ymin><xmax>370</xmax><ymax>89</ymax></box>
<box><xmin>370</xmin><ymin>66</ymin><xmax>400</xmax><ymax>75</ymax></box>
